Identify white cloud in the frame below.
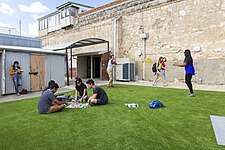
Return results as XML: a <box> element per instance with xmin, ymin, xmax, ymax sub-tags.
<box><xmin>18</xmin><ymin>2</ymin><xmax>49</xmax><ymax>14</ymax></box>
<box><xmin>0</xmin><ymin>3</ymin><xmax>16</xmax><ymax>15</ymax></box>
<box><xmin>0</xmin><ymin>22</ymin><xmax>13</xmax><ymax>28</ymax></box>
<box><xmin>28</xmin><ymin>22</ymin><xmax>38</xmax><ymax>36</ymax></box>
<box><xmin>31</xmin><ymin>14</ymin><xmax>44</xmax><ymax>20</ymax></box>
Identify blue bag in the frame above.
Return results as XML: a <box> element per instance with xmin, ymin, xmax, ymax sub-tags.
<box><xmin>149</xmin><ymin>100</ymin><xmax>165</xmax><ymax>109</ymax></box>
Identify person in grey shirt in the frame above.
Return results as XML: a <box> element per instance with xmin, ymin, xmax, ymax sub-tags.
<box><xmin>86</xmin><ymin>79</ymin><xmax>108</xmax><ymax>106</ymax></box>
<box><xmin>38</xmin><ymin>83</ymin><xmax>65</xmax><ymax>114</ymax></box>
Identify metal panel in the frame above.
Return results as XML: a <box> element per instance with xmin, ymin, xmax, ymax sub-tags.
<box><xmin>0</xmin><ymin>33</ymin><xmax>41</xmax><ymax>48</ymax></box>
<box><xmin>5</xmin><ymin>51</ymin><xmax>30</xmax><ymax>94</ymax></box>
<box><xmin>0</xmin><ymin>53</ymin><xmax>2</xmax><ymax>95</ymax></box>
<box><xmin>46</xmin><ymin>55</ymin><xmax>65</xmax><ymax>87</ymax></box>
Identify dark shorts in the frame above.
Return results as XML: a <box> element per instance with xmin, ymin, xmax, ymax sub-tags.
<box><xmin>96</xmin><ymin>99</ymin><xmax>108</xmax><ymax>105</ymax></box>
<box><xmin>38</xmin><ymin>107</ymin><xmax>50</xmax><ymax>114</ymax></box>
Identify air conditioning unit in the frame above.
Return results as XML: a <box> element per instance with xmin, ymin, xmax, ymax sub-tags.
<box><xmin>116</xmin><ymin>58</ymin><xmax>135</xmax><ymax>81</ymax></box>
<box><xmin>61</xmin><ymin>16</ymin><xmax>74</xmax><ymax>28</ymax></box>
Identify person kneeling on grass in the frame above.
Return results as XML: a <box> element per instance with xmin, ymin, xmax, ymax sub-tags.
<box><xmin>75</xmin><ymin>78</ymin><xmax>88</xmax><ymax>102</ymax></box>
<box><xmin>38</xmin><ymin>83</ymin><xmax>67</xmax><ymax>114</ymax></box>
<box><xmin>86</xmin><ymin>79</ymin><xmax>108</xmax><ymax>106</ymax></box>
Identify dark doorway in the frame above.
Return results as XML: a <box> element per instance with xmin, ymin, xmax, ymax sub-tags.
<box><xmin>86</xmin><ymin>56</ymin><xmax>101</xmax><ymax>78</ymax></box>
<box><xmin>93</xmin><ymin>57</ymin><xmax>101</xmax><ymax>78</ymax></box>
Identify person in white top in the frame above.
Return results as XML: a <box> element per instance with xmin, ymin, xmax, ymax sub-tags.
<box><xmin>106</xmin><ymin>55</ymin><xmax>118</xmax><ymax>88</ymax></box>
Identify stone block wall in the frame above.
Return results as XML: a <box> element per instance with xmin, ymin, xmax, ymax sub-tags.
<box><xmin>119</xmin><ymin>0</ymin><xmax>225</xmax><ymax>83</ymax></box>
<box><xmin>40</xmin><ymin>0</ymin><xmax>225</xmax><ymax>84</ymax></box>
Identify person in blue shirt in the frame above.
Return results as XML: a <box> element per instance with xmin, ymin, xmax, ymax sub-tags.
<box><xmin>173</xmin><ymin>49</ymin><xmax>195</xmax><ymax>97</ymax></box>
<box><xmin>38</xmin><ymin>83</ymin><xmax>66</xmax><ymax>114</ymax></box>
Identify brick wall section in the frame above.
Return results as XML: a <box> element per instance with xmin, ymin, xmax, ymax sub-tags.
<box><xmin>68</xmin><ymin>68</ymin><xmax>77</xmax><ymax>79</ymax></box>
<box><xmin>101</xmin><ymin>52</ymin><xmax>110</xmax><ymax>80</ymax></box>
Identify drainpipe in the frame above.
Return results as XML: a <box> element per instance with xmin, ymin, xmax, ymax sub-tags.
<box><xmin>70</xmin><ymin>48</ymin><xmax>72</xmax><ymax>79</ymax></box>
<box><xmin>113</xmin><ymin>18</ymin><xmax>118</xmax><ymax>57</ymax></box>
<box><xmin>91</xmin><ymin>56</ymin><xmax>93</xmax><ymax>79</ymax></box>
<box><xmin>113</xmin><ymin>18</ymin><xmax>118</xmax><ymax>80</ymax></box>
<box><xmin>142</xmin><ymin>38</ymin><xmax>146</xmax><ymax>80</ymax></box>
<box><xmin>107</xmin><ymin>41</ymin><xmax>110</xmax><ymax>60</ymax></box>
<box><xmin>65</xmin><ymin>48</ymin><xmax>69</xmax><ymax>86</ymax></box>
<box><xmin>2</xmin><ymin>50</ymin><xmax>5</xmax><ymax>95</ymax></box>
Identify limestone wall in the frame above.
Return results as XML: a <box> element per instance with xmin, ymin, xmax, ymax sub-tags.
<box><xmin>119</xmin><ymin>0</ymin><xmax>225</xmax><ymax>84</ymax></box>
<box><xmin>40</xmin><ymin>0</ymin><xmax>225</xmax><ymax>84</ymax></box>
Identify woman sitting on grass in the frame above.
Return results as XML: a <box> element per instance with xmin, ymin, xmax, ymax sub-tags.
<box><xmin>75</xmin><ymin>78</ymin><xmax>88</xmax><ymax>102</ymax></box>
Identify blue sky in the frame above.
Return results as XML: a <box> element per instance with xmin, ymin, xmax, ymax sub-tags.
<box><xmin>0</xmin><ymin>0</ymin><xmax>113</xmax><ymax>36</ymax></box>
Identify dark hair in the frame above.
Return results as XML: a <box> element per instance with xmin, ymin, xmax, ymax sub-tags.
<box><xmin>184</xmin><ymin>49</ymin><xmax>191</xmax><ymax>57</ymax></box>
<box><xmin>50</xmin><ymin>83</ymin><xmax>59</xmax><ymax>89</ymax></box>
<box><xmin>163</xmin><ymin>57</ymin><xmax>167</xmax><ymax>62</ymax></box>
<box><xmin>12</xmin><ymin>61</ymin><xmax>20</xmax><ymax>70</ymax></box>
<box><xmin>110</xmin><ymin>54</ymin><xmax>114</xmax><ymax>58</ymax></box>
<box><xmin>76</xmin><ymin>78</ymin><xmax>82</xmax><ymax>83</ymax></box>
<box><xmin>184</xmin><ymin>49</ymin><xmax>193</xmax><ymax>65</ymax></box>
<box><xmin>48</xmin><ymin>80</ymin><xmax>55</xmax><ymax>88</ymax></box>
<box><xmin>157</xmin><ymin>57</ymin><xmax>163</xmax><ymax>67</ymax></box>
<box><xmin>158</xmin><ymin>57</ymin><xmax>163</xmax><ymax>62</ymax></box>
<box><xmin>14</xmin><ymin>61</ymin><xmax>19</xmax><ymax>65</ymax></box>
<box><xmin>75</xmin><ymin>78</ymin><xmax>82</xmax><ymax>87</ymax></box>
<box><xmin>86</xmin><ymin>79</ymin><xmax>95</xmax><ymax>85</ymax></box>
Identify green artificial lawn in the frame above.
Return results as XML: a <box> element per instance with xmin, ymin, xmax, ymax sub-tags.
<box><xmin>0</xmin><ymin>84</ymin><xmax>225</xmax><ymax>150</ymax></box>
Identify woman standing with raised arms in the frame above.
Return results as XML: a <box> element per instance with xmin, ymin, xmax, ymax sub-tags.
<box><xmin>173</xmin><ymin>49</ymin><xmax>195</xmax><ymax>97</ymax></box>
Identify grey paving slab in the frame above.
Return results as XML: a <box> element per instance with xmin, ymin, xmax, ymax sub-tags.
<box><xmin>210</xmin><ymin>115</ymin><xmax>225</xmax><ymax>146</ymax></box>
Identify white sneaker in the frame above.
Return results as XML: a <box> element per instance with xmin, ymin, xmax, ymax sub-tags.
<box><xmin>189</xmin><ymin>94</ymin><xmax>195</xmax><ymax>97</ymax></box>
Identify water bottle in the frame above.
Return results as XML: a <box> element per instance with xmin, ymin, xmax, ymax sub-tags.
<box><xmin>125</xmin><ymin>103</ymin><xmax>139</xmax><ymax>108</ymax></box>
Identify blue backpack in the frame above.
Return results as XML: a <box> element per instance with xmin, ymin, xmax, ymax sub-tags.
<box><xmin>149</xmin><ymin>100</ymin><xmax>165</xmax><ymax>109</ymax></box>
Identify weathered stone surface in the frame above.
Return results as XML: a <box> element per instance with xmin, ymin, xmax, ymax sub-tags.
<box><xmin>40</xmin><ymin>0</ymin><xmax>225</xmax><ymax>84</ymax></box>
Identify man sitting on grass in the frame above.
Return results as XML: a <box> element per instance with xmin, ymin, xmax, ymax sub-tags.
<box><xmin>86</xmin><ymin>79</ymin><xmax>108</xmax><ymax>106</ymax></box>
<box><xmin>38</xmin><ymin>83</ymin><xmax>66</xmax><ymax>114</ymax></box>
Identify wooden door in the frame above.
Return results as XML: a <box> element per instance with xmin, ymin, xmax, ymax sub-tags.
<box><xmin>30</xmin><ymin>55</ymin><xmax>46</xmax><ymax>91</ymax></box>
<box><xmin>101</xmin><ymin>52</ymin><xmax>109</xmax><ymax>80</ymax></box>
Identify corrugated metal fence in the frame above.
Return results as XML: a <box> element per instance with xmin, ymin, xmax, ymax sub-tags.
<box><xmin>4</xmin><ymin>51</ymin><xmax>65</xmax><ymax>94</ymax></box>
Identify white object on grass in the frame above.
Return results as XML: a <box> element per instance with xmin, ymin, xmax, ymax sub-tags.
<box><xmin>210</xmin><ymin>115</ymin><xmax>225</xmax><ymax>146</ymax></box>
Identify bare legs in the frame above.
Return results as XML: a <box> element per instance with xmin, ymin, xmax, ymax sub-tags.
<box><xmin>47</xmin><ymin>104</ymin><xmax>64</xmax><ymax>113</ymax></box>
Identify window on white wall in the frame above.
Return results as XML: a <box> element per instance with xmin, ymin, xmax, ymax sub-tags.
<box><xmin>42</xmin><ymin>20</ymin><xmax>44</xmax><ymax>30</ymax></box>
<box><xmin>58</xmin><ymin>14</ymin><xmax>60</xmax><ymax>24</ymax></box>
<box><xmin>56</xmin><ymin>14</ymin><xmax>60</xmax><ymax>25</ymax></box>
<box><xmin>61</xmin><ymin>10</ymin><xmax>65</xmax><ymax>18</ymax></box>
<box><xmin>48</xmin><ymin>18</ymin><xmax>51</xmax><ymax>27</ymax></box>
<box><xmin>66</xmin><ymin>8</ymin><xmax>70</xmax><ymax>16</ymax></box>
<box><xmin>45</xmin><ymin>19</ymin><xmax>48</xmax><ymax>29</ymax></box>
<box><xmin>70</xmin><ymin>7</ymin><xmax>77</xmax><ymax>16</ymax></box>
<box><xmin>38</xmin><ymin>21</ymin><xmax>41</xmax><ymax>30</ymax></box>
